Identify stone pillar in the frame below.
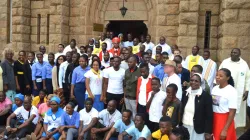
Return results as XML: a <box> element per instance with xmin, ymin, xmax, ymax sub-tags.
<box><xmin>178</xmin><ymin>0</ymin><xmax>199</xmax><ymax>56</ymax></box>
<box><xmin>49</xmin><ymin>0</ymin><xmax>69</xmax><ymax>52</ymax></box>
<box><xmin>0</xmin><ymin>0</ymin><xmax>8</xmax><ymax>52</ymax></box>
<box><xmin>12</xmin><ymin>0</ymin><xmax>31</xmax><ymax>52</ymax></box>
<box><xmin>155</xmin><ymin>0</ymin><xmax>179</xmax><ymax>46</ymax></box>
<box><xmin>218</xmin><ymin>0</ymin><xmax>250</xmax><ymax>64</ymax></box>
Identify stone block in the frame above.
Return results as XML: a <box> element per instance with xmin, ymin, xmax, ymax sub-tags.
<box><xmin>31</xmin><ymin>26</ymin><xmax>37</xmax><ymax>34</ymax></box>
<box><xmin>134</xmin><ymin>2</ymin><xmax>147</xmax><ymax>11</ymax></box>
<box><xmin>239</xmin><ymin>10</ymin><xmax>250</xmax><ymax>22</ymax></box>
<box><xmin>31</xmin><ymin>1</ymin><xmax>44</xmax><ymax>9</ymax></box>
<box><xmin>211</xmin><ymin>16</ymin><xmax>219</xmax><ymax>26</ymax></box>
<box><xmin>221</xmin><ymin>23</ymin><xmax>239</xmax><ymax>36</ymax></box>
<box><xmin>0</xmin><ymin>0</ymin><xmax>7</xmax><ymax>7</ymax></box>
<box><xmin>50</xmin><ymin>6</ymin><xmax>57</xmax><ymax>15</ymax></box>
<box><xmin>187</xmin><ymin>25</ymin><xmax>198</xmax><ymax>36</ymax></box>
<box><xmin>166</xmin><ymin>37</ymin><xmax>178</xmax><ymax>46</ymax></box>
<box><xmin>210</xmin><ymin>26</ymin><xmax>218</xmax><ymax>38</ymax></box>
<box><xmin>238</xmin><ymin>24</ymin><xmax>250</xmax><ymax>36</ymax></box>
<box><xmin>12</xmin><ymin>16</ymin><xmax>30</xmax><ymax>25</ymax></box>
<box><xmin>107</xmin><ymin>2</ymin><xmax>119</xmax><ymax>11</ymax></box>
<box><xmin>157</xmin><ymin>16</ymin><xmax>167</xmax><ymax>26</ymax></box>
<box><xmin>167</xmin><ymin>15</ymin><xmax>179</xmax><ymax>25</ymax></box>
<box><xmin>221</xmin><ymin>36</ymin><xmax>237</xmax><ymax>49</ymax></box>
<box><xmin>166</xmin><ymin>0</ymin><xmax>180</xmax><ymax>4</ymax></box>
<box><xmin>61</xmin><ymin>5</ymin><xmax>70</xmax><ymax>16</ymax></box>
<box><xmin>50</xmin><ymin>0</ymin><xmax>61</xmax><ymax>6</ymax></box>
<box><xmin>177</xmin><ymin>36</ymin><xmax>197</xmax><ymax>48</ymax></box>
<box><xmin>50</xmin><ymin>15</ymin><xmax>62</xmax><ymax>25</ymax></box>
<box><xmin>189</xmin><ymin>1</ymin><xmax>199</xmax><ymax>12</ymax></box>
<box><xmin>81</xmin><ymin>0</ymin><xmax>88</xmax><ymax>6</ymax></box>
<box><xmin>179</xmin><ymin>13</ymin><xmax>198</xmax><ymax>24</ymax></box>
<box><xmin>199</xmin><ymin>4</ymin><xmax>219</xmax><ymax>15</ymax></box>
<box><xmin>199</xmin><ymin>0</ymin><xmax>220</xmax><ymax>4</ymax></box>
<box><xmin>238</xmin><ymin>36</ymin><xmax>250</xmax><ymax>49</ymax></box>
<box><xmin>12</xmin><ymin>0</ymin><xmax>21</xmax><ymax>8</ymax></box>
<box><xmin>220</xmin><ymin>9</ymin><xmax>238</xmax><ymax>22</ymax></box>
<box><xmin>0</xmin><ymin>7</ymin><xmax>7</xmax><ymax>15</ymax></box>
<box><xmin>178</xmin><ymin>24</ymin><xmax>187</xmax><ymax>36</ymax></box>
<box><xmin>179</xmin><ymin>1</ymin><xmax>189</xmax><ymax>12</ymax></box>
<box><xmin>224</xmin><ymin>0</ymin><xmax>250</xmax><ymax>9</ymax></box>
<box><xmin>158</xmin><ymin>4</ymin><xmax>167</xmax><ymax>15</ymax></box>
<box><xmin>70</xmin><ymin>8</ymin><xmax>80</xmax><ymax>17</ymax></box>
<box><xmin>210</xmin><ymin>38</ymin><xmax>218</xmax><ymax>49</ymax></box>
<box><xmin>166</xmin><ymin>4</ymin><xmax>179</xmax><ymax>15</ymax></box>
<box><xmin>157</xmin><ymin>26</ymin><xmax>178</xmax><ymax>37</ymax></box>
<box><xmin>16</xmin><ymin>25</ymin><xmax>30</xmax><ymax>34</ymax></box>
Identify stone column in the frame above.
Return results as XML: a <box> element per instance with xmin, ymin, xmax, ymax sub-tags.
<box><xmin>218</xmin><ymin>0</ymin><xmax>250</xmax><ymax>64</ymax></box>
<box><xmin>0</xmin><ymin>0</ymin><xmax>8</xmax><ymax>52</ymax></box>
<box><xmin>12</xmin><ymin>0</ymin><xmax>31</xmax><ymax>52</ymax></box>
<box><xmin>178</xmin><ymin>0</ymin><xmax>199</xmax><ymax>56</ymax></box>
<box><xmin>49</xmin><ymin>0</ymin><xmax>70</xmax><ymax>52</ymax></box>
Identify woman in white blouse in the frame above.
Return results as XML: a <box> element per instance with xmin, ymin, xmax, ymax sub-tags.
<box><xmin>212</xmin><ymin>68</ymin><xmax>237</xmax><ymax>140</ymax></box>
<box><xmin>180</xmin><ymin>73</ymin><xmax>213</xmax><ymax>140</ymax></box>
<box><xmin>84</xmin><ymin>59</ymin><xmax>104</xmax><ymax>111</ymax></box>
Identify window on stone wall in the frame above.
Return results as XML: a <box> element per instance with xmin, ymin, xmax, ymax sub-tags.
<box><xmin>7</xmin><ymin>0</ymin><xmax>12</xmax><ymax>43</ymax></box>
<box><xmin>46</xmin><ymin>14</ymin><xmax>50</xmax><ymax>45</ymax></box>
<box><xmin>204</xmin><ymin>11</ymin><xmax>211</xmax><ymax>49</ymax></box>
<box><xmin>37</xmin><ymin>14</ymin><xmax>41</xmax><ymax>44</ymax></box>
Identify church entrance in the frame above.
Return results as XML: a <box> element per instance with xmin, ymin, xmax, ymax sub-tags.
<box><xmin>106</xmin><ymin>21</ymin><xmax>148</xmax><ymax>40</ymax></box>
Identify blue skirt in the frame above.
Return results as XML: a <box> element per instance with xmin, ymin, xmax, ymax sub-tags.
<box><xmin>45</xmin><ymin>78</ymin><xmax>53</xmax><ymax>94</ymax></box>
<box><xmin>85</xmin><ymin>94</ymin><xmax>104</xmax><ymax>112</ymax></box>
<box><xmin>74</xmin><ymin>82</ymin><xmax>86</xmax><ymax>109</ymax></box>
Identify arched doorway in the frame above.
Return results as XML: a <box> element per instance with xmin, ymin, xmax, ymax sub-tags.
<box><xmin>106</xmin><ymin>21</ymin><xmax>148</xmax><ymax>40</ymax></box>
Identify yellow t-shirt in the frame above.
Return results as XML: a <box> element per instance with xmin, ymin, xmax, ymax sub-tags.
<box><xmin>132</xmin><ymin>45</ymin><xmax>140</xmax><ymax>54</ymax></box>
<box><xmin>93</xmin><ymin>48</ymin><xmax>102</xmax><ymax>55</ymax></box>
<box><xmin>32</xmin><ymin>96</ymin><xmax>47</xmax><ymax>108</ymax></box>
<box><xmin>152</xmin><ymin>130</ymin><xmax>169</xmax><ymax>140</ymax></box>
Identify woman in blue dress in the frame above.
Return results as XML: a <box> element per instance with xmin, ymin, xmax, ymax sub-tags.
<box><xmin>71</xmin><ymin>54</ymin><xmax>90</xmax><ymax>109</ymax></box>
<box><xmin>40</xmin><ymin>96</ymin><xmax>64</xmax><ymax>140</ymax></box>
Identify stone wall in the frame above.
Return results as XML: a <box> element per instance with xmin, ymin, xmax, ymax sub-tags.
<box><xmin>0</xmin><ymin>0</ymin><xmax>8</xmax><ymax>57</ymax></box>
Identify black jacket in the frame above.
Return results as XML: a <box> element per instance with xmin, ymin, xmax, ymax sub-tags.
<box><xmin>180</xmin><ymin>90</ymin><xmax>213</xmax><ymax>134</ymax></box>
<box><xmin>23</xmin><ymin>60</ymin><xmax>32</xmax><ymax>86</ymax></box>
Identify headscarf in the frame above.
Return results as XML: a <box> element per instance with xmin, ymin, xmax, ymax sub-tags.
<box><xmin>91</xmin><ymin>68</ymin><xmax>101</xmax><ymax>78</ymax></box>
<box><xmin>89</xmin><ymin>38</ymin><xmax>96</xmax><ymax>46</ymax></box>
<box><xmin>50</xmin><ymin>96</ymin><xmax>61</xmax><ymax>104</ymax></box>
<box><xmin>14</xmin><ymin>94</ymin><xmax>24</xmax><ymax>102</ymax></box>
<box><xmin>193</xmin><ymin>73</ymin><xmax>206</xmax><ymax>90</ymax></box>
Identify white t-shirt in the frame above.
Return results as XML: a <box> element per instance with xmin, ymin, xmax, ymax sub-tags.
<box><xmin>54</xmin><ymin>52</ymin><xmax>65</xmax><ymax>62</ymax></box>
<box><xmin>212</xmin><ymin>85</ymin><xmax>238</xmax><ymax>113</ymax></box>
<box><xmin>44</xmin><ymin>112</ymin><xmax>63</xmax><ymax>131</ymax></box>
<box><xmin>79</xmin><ymin>108</ymin><xmax>99</xmax><ymax>125</ymax></box>
<box><xmin>103</xmin><ymin>67</ymin><xmax>125</xmax><ymax>94</ymax></box>
<box><xmin>84</xmin><ymin>70</ymin><xmax>103</xmax><ymax>96</ymax></box>
<box><xmin>147</xmin><ymin>90</ymin><xmax>167</xmax><ymax>123</ymax></box>
<box><xmin>162</xmin><ymin>73</ymin><xmax>182</xmax><ymax>101</ymax></box>
<box><xmin>98</xmin><ymin>109</ymin><xmax>122</xmax><ymax>127</ymax></box>
<box><xmin>138</xmin><ymin>75</ymin><xmax>152</xmax><ymax>106</ymax></box>
<box><xmin>14</xmin><ymin>106</ymin><xmax>39</xmax><ymax>124</ymax></box>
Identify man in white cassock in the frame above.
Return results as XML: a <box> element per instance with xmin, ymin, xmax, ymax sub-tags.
<box><xmin>219</xmin><ymin>48</ymin><xmax>250</xmax><ymax>128</ymax></box>
<box><xmin>202</xmin><ymin>50</ymin><xmax>217</xmax><ymax>92</ymax></box>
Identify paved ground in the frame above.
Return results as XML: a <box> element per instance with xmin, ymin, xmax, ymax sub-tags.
<box><xmin>0</xmin><ymin>125</ymin><xmax>248</xmax><ymax>139</ymax></box>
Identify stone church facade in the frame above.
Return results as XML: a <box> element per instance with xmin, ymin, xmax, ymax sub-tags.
<box><xmin>0</xmin><ymin>0</ymin><xmax>250</xmax><ymax>64</ymax></box>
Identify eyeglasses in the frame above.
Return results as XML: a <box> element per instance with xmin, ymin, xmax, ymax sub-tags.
<box><xmin>50</xmin><ymin>103</ymin><xmax>57</xmax><ymax>106</ymax></box>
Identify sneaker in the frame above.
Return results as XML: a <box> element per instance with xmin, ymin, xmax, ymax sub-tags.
<box><xmin>31</xmin><ymin>133</ymin><xmax>36</xmax><ymax>140</ymax></box>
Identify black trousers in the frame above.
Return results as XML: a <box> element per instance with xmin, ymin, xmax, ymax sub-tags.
<box><xmin>4</xmin><ymin>119</ymin><xmax>35</xmax><ymax>139</ymax></box>
<box><xmin>149</xmin><ymin>121</ymin><xmax>159</xmax><ymax>133</ymax></box>
<box><xmin>137</xmin><ymin>104</ymin><xmax>149</xmax><ymax>126</ymax></box>
<box><xmin>106</xmin><ymin>92</ymin><xmax>124</xmax><ymax>112</ymax></box>
<box><xmin>0</xmin><ymin>113</ymin><xmax>10</xmax><ymax>125</ymax></box>
<box><xmin>63</xmin><ymin>83</ymin><xmax>70</xmax><ymax>104</ymax></box>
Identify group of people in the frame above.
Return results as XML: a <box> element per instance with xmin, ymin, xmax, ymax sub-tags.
<box><xmin>0</xmin><ymin>32</ymin><xmax>249</xmax><ymax>140</ymax></box>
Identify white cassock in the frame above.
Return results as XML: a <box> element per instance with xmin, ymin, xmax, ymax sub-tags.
<box><xmin>202</xmin><ymin>59</ymin><xmax>217</xmax><ymax>92</ymax></box>
<box><xmin>63</xmin><ymin>45</ymin><xmax>80</xmax><ymax>54</ymax></box>
<box><xmin>153</xmin><ymin>43</ymin><xmax>172</xmax><ymax>56</ymax></box>
<box><xmin>219</xmin><ymin>57</ymin><xmax>250</xmax><ymax>127</ymax></box>
<box><xmin>184</xmin><ymin>55</ymin><xmax>204</xmax><ymax>71</ymax></box>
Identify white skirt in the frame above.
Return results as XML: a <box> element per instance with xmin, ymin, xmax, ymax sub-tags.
<box><xmin>235</xmin><ymin>100</ymin><xmax>246</xmax><ymax>128</ymax></box>
<box><xmin>183</xmin><ymin>124</ymin><xmax>205</xmax><ymax>140</ymax></box>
